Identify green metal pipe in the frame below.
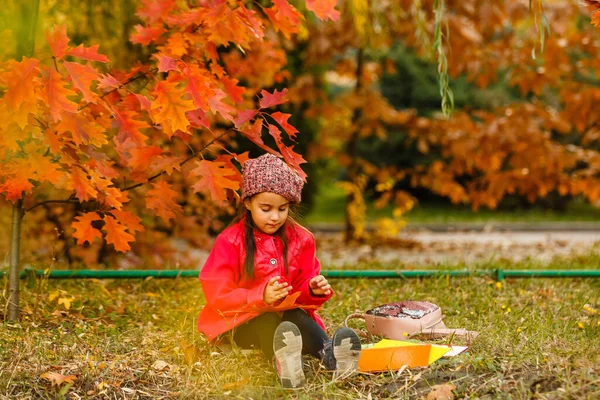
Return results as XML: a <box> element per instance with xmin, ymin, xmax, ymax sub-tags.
<box><xmin>0</xmin><ymin>269</ymin><xmax>599</xmax><ymax>280</ymax></box>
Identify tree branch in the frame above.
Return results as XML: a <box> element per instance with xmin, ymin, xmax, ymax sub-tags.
<box><xmin>77</xmin><ymin>67</ymin><xmax>158</xmax><ymax>112</ymax></box>
<box><xmin>121</xmin><ymin>128</ymin><xmax>233</xmax><ymax>191</ymax></box>
<box><xmin>25</xmin><ymin>199</ymin><xmax>81</xmax><ymax>213</ymax></box>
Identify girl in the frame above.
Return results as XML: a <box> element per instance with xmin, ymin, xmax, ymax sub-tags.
<box><xmin>197</xmin><ymin>153</ymin><xmax>361</xmax><ymax>389</ymax></box>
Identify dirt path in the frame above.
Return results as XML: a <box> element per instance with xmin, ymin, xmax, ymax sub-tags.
<box><xmin>315</xmin><ymin>230</ymin><xmax>600</xmax><ymax>267</ymax></box>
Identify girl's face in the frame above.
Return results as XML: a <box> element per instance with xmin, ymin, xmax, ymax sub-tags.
<box><xmin>245</xmin><ymin>192</ymin><xmax>290</xmax><ymax>235</ymax></box>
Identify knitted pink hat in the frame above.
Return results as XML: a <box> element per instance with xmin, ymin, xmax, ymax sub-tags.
<box><xmin>241</xmin><ymin>154</ymin><xmax>304</xmax><ymax>203</ymax></box>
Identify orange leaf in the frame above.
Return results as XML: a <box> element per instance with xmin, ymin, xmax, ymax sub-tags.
<box><xmin>110</xmin><ymin>209</ymin><xmax>145</xmax><ymax>233</ymax></box>
<box><xmin>0</xmin><ymin>175</ymin><xmax>34</xmax><ymax>202</ymax></box>
<box><xmin>0</xmin><ymin>57</ymin><xmax>40</xmax><ymax>111</ymax></box>
<box><xmin>70</xmin><ymin>168</ymin><xmax>97</xmax><ymax>201</ymax></box>
<box><xmin>72</xmin><ymin>212</ymin><xmax>102</xmax><ymax>245</ymax></box>
<box><xmin>127</xmin><ymin>146</ymin><xmax>164</xmax><ymax>170</ymax></box>
<box><xmin>66</xmin><ymin>44</ymin><xmax>109</xmax><ymax>63</ymax></box>
<box><xmin>190</xmin><ymin>160</ymin><xmax>240</xmax><ymax>203</ymax></box>
<box><xmin>38</xmin><ymin>67</ymin><xmax>78</xmax><ymax>122</ymax></box>
<box><xmin>40</xmin><ymin>371</ymin><xmax>77</xmax><ymax>387</ymax></box>
<box><xmin>45</xmin><ymin>25</ymin><xmax>70</xmax><ymax>59</ymax></box>
<box><xmin>306</xmin><ymin>0</ymin><xmax>340</xmax><ymax>21</ymax></box>
<box><xmin>100</xmin><ymin>187</ymin><xmax>130</xmax><ymax>210</ymax></box>
<box><xmin>151</xmin><ymin>80</ymin><xmax>195</xmax><ymax>134</ymax></box>
<box><xmin>63</xmin><ymin>62</ymin><xmax>100</xmax><ymax>104</ymax></box>
<box><xmin>103</xmin><ymin>215</ymin><xmax>135</xmax><ymax>252</ymax></box>
<box><xmin>145</xmin><ymin>181</ymin><xmax>183</xmax><ymax>222</ymax></box>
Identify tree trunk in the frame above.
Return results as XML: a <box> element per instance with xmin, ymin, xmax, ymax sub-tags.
<box><xmin>7</xmin><ymin>201</ymin><xmax>24</xmax><ymax>321</ymax></box>
<box><xmin>344</xmin><ymin>48</ymin><xmax>365</xmax><ymax>242</ymax></box>
<box><xmin>7</xmin><ymin>0</ymin><xmax>39</xmax><ymax>321</ymax></box>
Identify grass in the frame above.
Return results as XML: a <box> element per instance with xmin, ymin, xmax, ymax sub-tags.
<box><xmin>302</xmin><ymin>183</ymin><xmax>600</xmax><ymax>225</ymax></box>
<box><xmin>1</xmin><ymin>254</ymin><xmax>600</xmax><ymax>399</ymax></box>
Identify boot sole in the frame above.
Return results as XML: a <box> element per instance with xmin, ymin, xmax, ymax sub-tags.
<box><xmin>332</xmin><ymin>328</ymin><xmax>361</xmax><ymax>379</ymax></box>
<box><xmin>273</xmin><ymin>321</ymin><xmax>305</xmax><ymax>389</ymax></box>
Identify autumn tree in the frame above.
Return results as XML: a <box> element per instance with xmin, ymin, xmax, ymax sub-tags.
<box><xmin>0</xmin><ymin>0</ymin><xmax>340</xmax><ymax>321</ymax></box>
<box><xmin>288</xmin><ymin>1</ymin><xmax>600</xmax><ymax>241</ymax></box>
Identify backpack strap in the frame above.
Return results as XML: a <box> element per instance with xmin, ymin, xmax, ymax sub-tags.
<box><xmin>409</xmin><ymin>328</ymin><xmax>479</xmax><ymax>344</ymax></box>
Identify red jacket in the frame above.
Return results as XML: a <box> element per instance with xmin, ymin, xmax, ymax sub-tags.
<box><xmin>197</xmin><ymin>218</ymin><xmax>333</xmax><ymax>342</ymax></box>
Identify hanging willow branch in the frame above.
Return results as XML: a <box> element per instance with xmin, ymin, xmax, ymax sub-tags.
<box><xmin>530</xmin><ymin>0</ymin><xmax>550</xmax><ymax>60</ymax></box>
<box><xmin>433</xmin><ymin>0</ymin><xmax>454</xmax><ymax>118</ymax></box>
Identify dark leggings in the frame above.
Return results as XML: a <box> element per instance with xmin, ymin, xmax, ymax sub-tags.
<box><xmin>232</xmin><ymin>309</ymin><xmax>329</xmax><ymax>360</ymax></box>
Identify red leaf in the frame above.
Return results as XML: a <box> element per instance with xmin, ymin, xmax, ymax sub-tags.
<box><xmin>242</xmin><ymin>119</ymin><xmax>282</xmax><ymax>156</ymax></box>
<box><xmin>113</xmin><ymin>108</ymin><xmax>149</xmax><ymax>146</ymax></box>
<box><xmin>137</xmin><ymin>0</ymin><xmax>176</xmax><ymax>23</ymax></box>
<box><xmin>45</xmin><ymin>25</ymin><xmax>70</xmax><ymax>59</ymax></box>
<box><xmin>186</xmin><ymin>109</ymin><xmax>211</xmax><ymax>129</ymax></box>
<box><xmin>63</xmin><ymin>61</ymin><xmax>100</xmax><ymax>104</ymax></box>
<box><xmin>103</xmin><ymin>215</ymin><xmax>135</xmax><ymax>252</ymax></box>
<box><xmin>306</xmin><ymin>0</ymin><xmax>341</xmax><ymax>21</ymax></box>
<box><xmin>135</xmin><ymin>94</ymin><xmax>152</xmax><ymax>111</ymax></box>
<box><xmin>72</xmin><ymin>212</ymin><xmax>102</xmax><ymax>245</ymax></box>
<box><xmin>66</xmin><ymin>44</ymin><xmax>110</xmax><ymax>63</ymax></box>
<box><xmin>234</xmin><ymin>109</ymin><xmax>258</xmax><ymax>128</ymax></box>
<box><xmin>97</xmin><ymin>74</ymin><xmax>121</xmax><ymax>91</ymax></box>
<box><xmin>190</xmin><ymin>160</ymin><xmax>240</xmax><ymax>203</ymax></box>
<box><xmin>130</xmin><ymin>25</ymin><xmax>165</xmax><ymax>45</ymax></box>
<box><xmin>183</xmin><ymin>64</ymin><xmax>214</xmax><ymax>112</ymax></box>
<box><xmin>268</xmin><ymin>125</ymin><xmax>307</xmax><ymax>180</ymax></box>
<box><xmin>220</xmin><ymin>76</ymin><xmax>246</xmax><ymax>104</ymax></box>
<box><xmin>146</xmin><ymin>181</ymin><xmax>182</xmax><ymax>222</ymax></box>
<box><xmin>207</xmin><ymin>88</ymin><xmax>236</xmax><ymax>122</ymax></box>
<box><xmin>155</xmin><ymin>53</ymin><xmax>179</xmax><ymax>72</ymax></box>
<box><xmin>38</xmin><ymin>67</ymin><xmax>78</xmax><ymax>122</ymax></box>
<box><xmin>259</xmin><ymin>88</ymin><xmax>288</xmax><ymax>109</ymax></box>
<box><xmin>271</xmin><ymin>111</ymin><xmax>298</xmax><ymax>140</ymax></box>
<box><xmin>280</xmin><ymin>145</ymin><xmax>307</xmax><ymax>181</ymax></box>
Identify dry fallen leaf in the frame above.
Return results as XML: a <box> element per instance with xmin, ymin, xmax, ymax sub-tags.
<box><xmin>40</xmin><ymin>371</ymin><xmax>77</xmax><ymax>386</ymax></box>
<box><xmin>427</xmin><ymin>383</ymin><xmax>456</xmax><ymax>400</ymax></box>
<box><xmin>152</xmin><ymin>360</ymin><xmax>170</xmax><ymax>371</ymax></box>
<box><xmin>183</xmin><ymin>344</ymin><xmax>202</xmax><ymax>366</ymax></box>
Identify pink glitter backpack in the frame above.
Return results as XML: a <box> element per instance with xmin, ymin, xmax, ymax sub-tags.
<box><xmin>344</xmin><ymin>300</ymin><xmax>478</xmax><ymax>341</ymax></box>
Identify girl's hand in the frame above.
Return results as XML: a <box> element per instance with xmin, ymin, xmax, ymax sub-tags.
<box><xmin>309</xmin><ymin>275</ymin><xmax>331</xmax><ymax>296</ymax></box>
<box><xmin>263</xmin><ymin>276</ymin><xmax>292</xmax><ymax>305</ymax></box>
